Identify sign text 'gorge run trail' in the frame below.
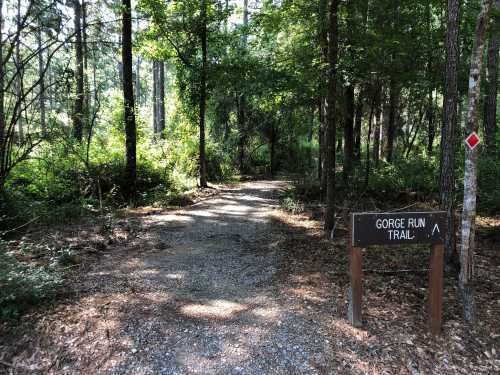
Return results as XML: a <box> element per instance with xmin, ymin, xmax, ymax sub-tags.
<box><xmin>348</xmin><ymin>211</ymin><xmax>447</xmax><ymax>335</ymax></box>
<box><xmin>352</xmin><ymin>211</ymin><xmax>446</xmax><ymax>247</ymax></box>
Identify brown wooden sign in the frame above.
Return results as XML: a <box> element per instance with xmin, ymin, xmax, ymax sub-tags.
<box><xmin>348</xmin><ymin>211</ymin><xmax>446</xmax><ymax>335</ymax></box>
<box><xmin>352</xmin><ymin>211</ymin><xmax>446</xmax><ymax>247</ymax></box>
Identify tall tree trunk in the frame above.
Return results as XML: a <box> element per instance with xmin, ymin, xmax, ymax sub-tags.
<box><xmin>483</xmin><ymin>0</ymin><xmax>499</xmax><ymax>153</ymax></box>
<box><xmin>199</xmin><ymin>0</ymin><xmax>208</xmax><ymax>188</ymax></box>
<box><xmin>365</xmin><ymin>89</ymin><xmax>378</xmax><ymax>187</ymax></box>
<box><xmin>37</xmin><ymin>25</ymin><xmax>46</xmax><ymax>137</ymax></box>
<box><xmin>82</xmin><ymin>0</ymin><xmax>89</xmax><ymax>130</ymax></box>
<box><xmin>158</xmin><ymin>61</ymin><xmax>165</xmax><ymax>136</ymax></box>
<box><xmin>0</xmin><ymin>0</ymin><xmax>5</xmax><ymax>191</ymax></box>
<box><xmin>427</xmin><ymin>88</ymin><xmax>435</xmax><ymax>155</ymax></box>
<box><xmin>343</xmin><ymin>85</ymin><xmax>354</xmax><ymax>182</ymax></box>
<box><xmin>324</xmin><ymin>0</ymin><xmax>339</xmax><ymax>234</ymax></box>
<box><xmin>386</xmin><ymin>81</ymin><xmax>399</xmax><ymax>162</ymax></box>
<box><xmin>15</xmin><ymin>0</ymin><xmax>23</xmax><ymax>142</ymax></box>
<box><xmin>440</xmin><ymin>0</ymin><xmax>460</xmax><ymax>268</ymax></box>
<box><xmin>426</xmin><ymin>0</ymin><xmax>435</xmax><ymax>155</ymax></box>
<box><xmin>373</xmin><ymin>90</ymin><xmax>382</xmax><ymax>167</ymax></box>
<box><xmin>135</xmin><ymin>17</ymin><xmax>141</xmax><ymax>105</ymax></box>
<box><xmin>353</xmin><ymin>90</ymin><xmax>362</xmax><ymax>161</ymax></box>
<box><xmin>459</xmin><ymin>0</ymin><xmax>493</xmax><ymax>323</ymax></box>
<box><xmin>318</xmin><ymin>0</ymin><xmax>328</xmax><ymax>198</ymax></box>
<box><xmin>152</xmin><ymin>61</ymin><xmax>158</xmax><ymax>134</ymax></box>
<box><xmin>73</xmin><ymin>0</ymin><xmax>84</xmax><ymax>142</ymax></box>
<box><xmin>122</xmin><ymin>0</ymin><xmax>137</xmax><ymax>200</ymax></box>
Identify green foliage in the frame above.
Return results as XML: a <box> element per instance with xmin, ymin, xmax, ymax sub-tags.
<box><xmin>368</xmin><ymin>156</ymin><xmax>439</xmax><ymax>199</ymax></box>
<box><xmin>0</xmin><ymin>244</ymin><xmax>63</xmax><ymax>320</ymax></box>
<box><xmin>478</xmin><ymin>155</ymin><xmax>500</xmax><ymax>214</ymax></box>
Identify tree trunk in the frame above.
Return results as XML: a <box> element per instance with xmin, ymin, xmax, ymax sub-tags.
<box><xmin>122</xmin><ymin>0</ymin><xmax>137</xmax><ymax>200</ymax></box>
<box><xmin>427</xmin><ymin>88</ymin><xmax>435</xmax><ymax>155</ymax></box>
<box><xmin>135</xmin><ymin>18</ymin><xmax>141</xmax><ymax>105</ymax></box>
<box><xmin>15</xmin><ymin>0</ymin><xmax>23</xmax><ymax>142</ymax></box>
<box><xmin>343</xmin><ymin>85</ymin><xmax>354</xmax><ymax>182</ymax></box>
<box><xmin>318</xmin><ymin>0</ymin><xmax>328</xmax><ymax>198</ymax></box>
<box><xmin>459</xmin><ymin>0</ymin><xmax>493</xmax><ymax>323</ymax></box>
<box><xmin>440</xmin><ymin>0</ymin><xmax>460</xmax><ymax>268</ymax></box>
<box><xmin>37</xmin><ymin>24</ymin><xmax>46</xmax><ymax>137</ymax></box>
<box><xmin>373</xmin><ymin>89</ymin><xmax>382</xmax><ymax>166</ymax></box>
<box><xmin>152</xmin><ymin>61</ymin><xmax>158</xmax><ymax>134</ymax></box>
<box><xmin>386</xmin><ymin>80</ymin><xmax>399</xmax><ymax>162</ymax></box>
<box><xmin>483</xmin><ymin>0</ymin><xmax>499</xmax><ymax>153</ymax></box>
<box><xmin>198</xmin><ymin>0</ymin><xmax>208</xmax><ymax>188</ymax></box>
<box><xmin>324</xmin><ymin>0</ymin><xmax>339</xmax><ymax>234</ymax></box>
<box><xmin>82</xmin><ymin>0</ymin><xmax>89</xmax><ymax>130</ymax></box>
<box><xmin>158</xmin><ymin>61</ymin><xmax>165</xmax><ymax>136</ymax></box>
<box><xmin>353</xmin><ymin>90</ymin><xmax>362</xmax><ymax>161</ymax></box>
<box><xmin>0</xmin><ymin>0</ymin><xmax>5</xmax><ymax>191</ymax></box>
<box><xmin>73</xmin><ymin>0</ymin><xmax>84</xmax><ymax>142</ymax></box>
<box><xmin>365</xmin><ymin>88</ymin><xmax>378</xmax><ymax>187</ymax></box>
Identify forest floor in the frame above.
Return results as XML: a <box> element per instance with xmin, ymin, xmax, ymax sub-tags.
<box><xmin>1</xmin><ymin>180</ymin><xmax>499</xmax><ymax>375</ymax></box>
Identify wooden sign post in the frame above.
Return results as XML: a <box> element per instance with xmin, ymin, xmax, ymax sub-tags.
<box><xmin>349</xmin><ymin>211</ymin><xmax>446</xmax><ymax>335</ymax></box>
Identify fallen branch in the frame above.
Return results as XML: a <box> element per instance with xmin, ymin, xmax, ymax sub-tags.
<box><xmin>2</xmin><ymin>216</ymin><xmax>40</xmax><ymax>235</ymax></box>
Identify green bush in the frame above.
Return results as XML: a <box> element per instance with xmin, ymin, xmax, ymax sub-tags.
<box><xmin>478</xmin><ymin>154</ymin><xmax>500</xmax><ymax>214</ymax></box>
<box><xmin>0</xmin><ymin>246</ymin><xmax>63</xmax><ymax>320</ymax></box>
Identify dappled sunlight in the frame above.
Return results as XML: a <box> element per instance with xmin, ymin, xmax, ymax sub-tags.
<box><xmin>180</xmin><ymin>299</ymin><xmax>248</xmax><ymax>319</ymax></box>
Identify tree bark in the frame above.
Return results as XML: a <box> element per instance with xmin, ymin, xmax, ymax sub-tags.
<box><xmin>427</xmin><ymin>88</ymin><xmax>435</xmax><ymax>155</ymax></box>
<box><xmin>158</xmin><ymin>61</ymin><xmax>165</xmax><ymax>136</ymax></box>
<box><xmin>324</xmin><ymin>0</ymin><xmax>339</xmax><ymax>234</ymax></box>
<box><xmin>353</xmin><ymin>90</ymin><xmax>362</xmax><ymax>162</ymax></box>
<box><xmin>343</xmin><ymin>85</ymin><xmax>354</xmax><ymax>182</ymax></box>
<box><xmin>152</xmin><ymin>61</ymin><xmax>158</xmax><ymax>133</ymax></box>
<box><xmin>318</xmin><ymin>0</ymin><xmax>328</xmax><ymax>197</ymax></box>
<box><xmin>440</xmin><ymin>0</ymin><xmax>460</xmax><ymax>267</ymax></box>
<box><xmin>37</xmin><ymin>25</ymin><xmax>46</xmax><ymax>137</ymax></box>
<box><xmin>459</xmin><ymin>0</ymin><xmax>493</xmax><ymax>323</ymax></box>
<box><xmin>483</xmin><ymin>0</ymin><xmax>499</xmax><ymax>153</ymax></box>
<box><xmin>122</xmin><ymin>0</ymin><xmax>137</xmax><ymax>200</ymax></box>
<box><xmin>15</xmin><ymin>0</ymin><xmax>23</xmax><ymax>142</ymax></box>
<box><xmin>386</xmin><ymin>80</ymin><xmax>399</xmax><ymax>162</ymax></box>
<box><xmin>373</xmin><ymin>89</ymin><xmax>382</xmax><ymax>166</ymax></box>
<box><xmin>198</xmin><ymin>0</ymin><xmax>208</xmax><ymax>188</ymax></box>
<box><xmin>73</xmin><ymin>0</ymin><xmax>84</xmax><ymax>142</ymax></box>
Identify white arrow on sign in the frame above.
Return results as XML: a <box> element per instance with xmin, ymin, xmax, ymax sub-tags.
<box><xmin>431</xmin><ymin>223</ymin><xmax>440</xmax><ymax>236</ymax></box>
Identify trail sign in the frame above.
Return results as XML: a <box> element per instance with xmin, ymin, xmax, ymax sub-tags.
<box><xmin>352</xmin><ymin>211</ymin><xmax>446</xmax><ymax>247</ymax></box>
<box><xmin>465</xmin><ymin>131</ymin><xmax>480</xmax><ymax>150</ymax></box>
<box><xmin>348</xmin><ymin>211</ymin><xmax>446</xmax><ymax>335</ymax></box>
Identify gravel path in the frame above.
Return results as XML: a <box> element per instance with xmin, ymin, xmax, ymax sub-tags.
<box><xmin>27</xmin><ymin>180</ymin><xmax>337</xmax><ymax>375</ymax></box>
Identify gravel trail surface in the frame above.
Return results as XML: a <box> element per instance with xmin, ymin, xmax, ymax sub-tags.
<box><xmin>4</xmin><ymin>180</ymin><xmax>340</xmax><ymax>375</ymax></box>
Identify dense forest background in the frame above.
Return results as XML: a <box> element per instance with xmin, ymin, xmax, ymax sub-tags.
<box><xmin>0</xmin><ymin>0</ymin><xmax>499</xmax><ymax>321</ymax></box>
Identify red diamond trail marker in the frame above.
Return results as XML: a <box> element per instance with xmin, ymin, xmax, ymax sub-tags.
<box><xmin>465</xmin><ymin>132</ymin><xmax>480</xmax><ymax>150</ymax></box>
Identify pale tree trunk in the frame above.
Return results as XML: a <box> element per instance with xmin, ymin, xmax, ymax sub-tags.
<box><xmin>324</xmin><ymin>0</ymin><xmax>339</xmax><ymax>234</ymax></box>
<box><xmin>440</xmin><ymin>0</ymin><xmax>460</xmax><ymax>268</ymax></box>
<box><xmin>459</xmin><ymin>0</ymin><xmax>493</xmax><ymax>323</ymax></box>
<box><xmin>483</xmin><ymin>0</ymin><xmax>499</xmax><ymax>153</ymax></box>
